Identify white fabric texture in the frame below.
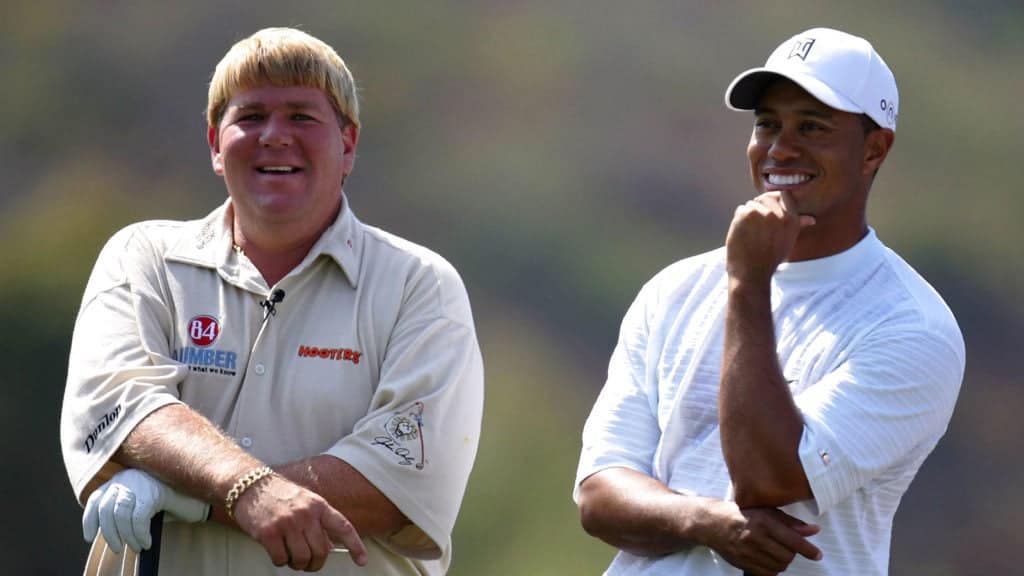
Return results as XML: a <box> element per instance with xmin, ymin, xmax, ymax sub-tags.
<box><xmin>575</xmin><ymin>229</ymin><xmax>964</xmax><ymax>575</ymax></box>
<box><xmin>62</xmin><ymin>197</ymin><xmax>484</xmax><ymax>575</ymax></box>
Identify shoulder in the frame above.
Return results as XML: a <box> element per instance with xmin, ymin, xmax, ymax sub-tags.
<box><xmin>359</xmin><ymin>224</ymin><xmax>467</xmax><ymax>289</ymax></box>
<box><xmin>611</xmin><ymin>247</ymin><xmax>726</xmax><ymax>337</ymax></box>
<box><xmin>878</xmin><ymin>247</ymin><xmax>963</xmax><ymax>350</ymax></box>
<box><xmin>359</xmin><ymin>224</ymin><xmax>474</xmax><ymax>326</ymax></box>
<box><xmin>99</xmin><ymin>217</ymin><xmax>205</xmax><ymax>262</ymax></box>
<box><xmin>635</xmin><ymin>246</ymin><xmax>727</xmax><ymax>308</ymax></box>
<box><xmin>85</xmin><ymin>218</ymin><xmax>197</xmax><ymax>291</ymax></box>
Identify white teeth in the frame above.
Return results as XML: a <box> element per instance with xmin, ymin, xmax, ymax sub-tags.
<box><xmin>260</xmin><ymin>166</ymin><xmax>297</xmax><ymax>173</ymax></box>
<box><xmin>767</xmin><ymin>173</ymin><xmax>810</xmax><ymax>186</ymax></box>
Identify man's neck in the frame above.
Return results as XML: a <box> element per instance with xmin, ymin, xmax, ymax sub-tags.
<box><xmin>234</xmin><ymin>237</ymin><xmax>316</xmax><ymax>288</ymax></box>
<box><xmin>787</xmin><ymin>220</ymin><xmax>868</xmax><ymax>263</ymax></box>
<box><xmin>232</xmin><ymin>217</ymin><xmax>337</xmax><ymax>288</ymax></box>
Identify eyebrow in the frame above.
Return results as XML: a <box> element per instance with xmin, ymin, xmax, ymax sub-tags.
<box><xmin>231</xmin><ymin>101</ymin><xmax>321</xmax><ymax>111</ymax></box>
<box><xmin>754</xmin><ymin>106</ymin><xmax>835</xmax><ymax>120</ymax></box>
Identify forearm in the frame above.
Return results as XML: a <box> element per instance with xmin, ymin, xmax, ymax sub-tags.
<box><xmin>112</xmin><ymin>404</ymin><xmax>406</xmax><ymax>539</ymax></box>
<box><xmin>719</xmin><ymin>279</ymin><xmax>809</xmax><ymax>508</ymax></box>
<box><xmin>578</xmin><ymin>467</ymin><xmax>717</xmax><ymax>557</ymax></box>
<box><xmin>112</xmin><ymin>403</ymin><xmax>262</xmax><ymax>505</ymax></box>
<box><xmin>273</xmin><ymin>455</ymin><xmax>409</xmax><ymax>538</ymax></box>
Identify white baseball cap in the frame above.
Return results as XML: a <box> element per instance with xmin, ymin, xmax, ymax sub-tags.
<box><xmin>725</xmin><ymin>27</ymin><xmax>898</xmax><ymax>131</ymax></box>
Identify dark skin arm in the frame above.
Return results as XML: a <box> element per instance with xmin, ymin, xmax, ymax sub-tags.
<box><xmin>578</xmin><ymin>467</ymin><xmax>821</xmax><ymax>574</ymax></box>
<box><xmin>720</xmin><ymin>191</ymin><xmax>815</xmax><ymax>508</ymax></box>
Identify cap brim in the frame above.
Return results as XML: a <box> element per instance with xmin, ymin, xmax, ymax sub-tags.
<box><xmin>725</xmin><ymin>67</ymin><xmax>862</xmax><ymax>115</ymax></box>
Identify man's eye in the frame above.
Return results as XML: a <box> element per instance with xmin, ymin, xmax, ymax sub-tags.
<box><xmin>754</xmin><ymin>119</ymin><xmax>777</xmax><ymax>130</ymax></box>
<box><xmin>238</xmin><ymin>113</ymin><xmax>263</xmax><ymax>122</ymax></box>
<box><xmin>800</xmin><ymin>121</ymin><xmax>825</xmax><ymax>132</ymax></box>
<box><xmin>293</xmin><ymin>113</ymin><xmax>315</xmax><ymax>121</ymax></box>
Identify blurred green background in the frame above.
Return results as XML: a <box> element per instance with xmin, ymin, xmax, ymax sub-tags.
<box><xmin>4</xmin><ymin>1</ymin><xmax>1021</xmax><ymax>574</ymax></box>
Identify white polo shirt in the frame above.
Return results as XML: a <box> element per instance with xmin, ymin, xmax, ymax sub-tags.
<box><xmin>575</xmin><ymin>229</ymin><xmax>964</xmax><ymax>575</ymax></box>
<box><xmin>61</xmin><ymin>197</ymin><xmax>484</xmax><ymax>575</ymax></box>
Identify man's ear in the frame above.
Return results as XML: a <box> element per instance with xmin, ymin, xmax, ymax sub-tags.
<box><xmin>208</xmin><ymin>125</ymin><xmax>224</xmax><ymax>176</ymax></box>
<box><xmin>863</xmin><ymin>128</ymin><xmax>894</xmax><ymax>176</ymax></box>
<box><xmin>341</xmin><ymin>123</ymin><xmax>360</xmax><ymax>177</ymax></box>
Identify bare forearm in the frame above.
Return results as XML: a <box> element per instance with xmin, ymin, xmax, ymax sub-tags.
<box><xmin>113</xmin><ymin>403</ymin><xmax>261</xmax><ymax>504</ymax></box>
<box><xmin>274</xmin><ymin>455</ymin><xmax>408</xmax><ymax>537</ymax></box>
<box><xmin>578</xmin><ymin>468</ymin><xmax>715</xmax><ymax>557</ymax></box>
<box><xmin>719</xmin><ymin>279</ymin><xmax>809</xmax><ymax>507</ymax></box>
<box><xmin>116</xmin><ymin>405</ymin><xmax>406</xmax><ymax>537</ymax></box>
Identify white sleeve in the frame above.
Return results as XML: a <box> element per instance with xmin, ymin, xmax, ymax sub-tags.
<box><xmin>574</xmin><ymin>281</ymin><xmax>662</xmax><ymax>502</ymax></box>
<box><xmin>795</xmin><ymin>323</ymin><xmax>965</xmax><ymax>515</ymax></box>
<box><xmin>324</xmin><ymin>258</ymin><xmax>483</xmax><ymax>560</ymax></box>
<box><xmin>60</xmin><ymin>227</ymin><xmax>187</xmax><ymax>503</ymax></box>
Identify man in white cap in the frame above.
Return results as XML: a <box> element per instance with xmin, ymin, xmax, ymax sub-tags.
<box><xmin>574</xmin><ymin>28</ymin><xmax>964</xmax><ymax>575</ymax></box>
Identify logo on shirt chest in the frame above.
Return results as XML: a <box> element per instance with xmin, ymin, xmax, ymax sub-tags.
<box><xmin>296</xmin><ymin>344</ymin><xmax>362</xmax><ymax>365</ymax></box>
<box><xmin>171</xmin><ymin>315</ymin><xmax>239</xmax><ymax>376</ymax></box>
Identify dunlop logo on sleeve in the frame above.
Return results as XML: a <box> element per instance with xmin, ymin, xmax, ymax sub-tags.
<box><xmin>84</xmin><ymin>404</ymin><xmax>122</xmax><ymax>453</ymax></box>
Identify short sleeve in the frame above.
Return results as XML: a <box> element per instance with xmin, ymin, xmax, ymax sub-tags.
<box><xmin>60</xmin><ymin>227</ymin><xmax>187</xmax><ymax>502</ymax></box>
<box><xmin>796</xmin><ymin>324</ymin><xmax>964</xmax><ymax>515</ymax></box>
<box><xmin>574</xmin><ymin>281</ymin><xmax>662</xmax><ymax>501</ymax></box>
<box><xmin>324</xmin><ymin>259</ymin><xmax>484</xmax><ymax>560</ymax></box>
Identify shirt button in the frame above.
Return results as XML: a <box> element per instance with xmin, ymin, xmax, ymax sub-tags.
<box><xmin>254</xmin><ymin>364</ymin><xmax>266</xmax><ymax>375</ymax></box>
<box><xmin>241</xmin><ymin>437</ymin><xmax>253</xmax><ymax>448</ymax></box>
<box><xmin>821</xmin><ymin>450</ymin><xmax>831</xmax><ymax>465</ymax></box>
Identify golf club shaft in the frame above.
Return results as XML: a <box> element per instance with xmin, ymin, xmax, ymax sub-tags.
<box><xmin>137</xmin><ymin>512</ymin><xmax>164</xmax><ymax>576</ymax></box>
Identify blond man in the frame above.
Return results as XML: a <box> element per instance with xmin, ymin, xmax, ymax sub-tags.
<box><xmin>62</xmin><ymin>28</ymin><xmax>484</xmax><ymax>575</ymax></box>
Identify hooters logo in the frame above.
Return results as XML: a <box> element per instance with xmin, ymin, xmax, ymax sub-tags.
<box><xmin>188</xmin><ymin>315</ymin><xmax>220</xmax><ymax>347</ymax></box>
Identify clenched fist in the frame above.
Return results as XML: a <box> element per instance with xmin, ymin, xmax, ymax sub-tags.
<box><xmin>725</xmin><ymin>191</ymin><xmax>816</xmax><ymax>284</ymax></box>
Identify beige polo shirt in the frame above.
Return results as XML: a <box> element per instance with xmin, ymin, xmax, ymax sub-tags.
<box><xmin>61</xmin><ymin>197</ymin><xmax>484</xmax><ymax>575</ymax></box>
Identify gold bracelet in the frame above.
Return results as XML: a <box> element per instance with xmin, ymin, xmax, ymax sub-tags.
<box><xmin>225</xmin><ymin>466</ymin><xmax>274</xmax><ymax>519</ymax></box>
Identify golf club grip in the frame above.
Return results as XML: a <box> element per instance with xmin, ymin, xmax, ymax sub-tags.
<box><xmin>138</xmin><ymin>512</ymin><xmax>165</xmax><ymax>576</ymax></box>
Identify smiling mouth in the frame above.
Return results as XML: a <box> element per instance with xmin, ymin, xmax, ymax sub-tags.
<box><xmin>256</xmin><ymin>166</ymin><xmax>302</xmax><ymax>174</ymax></box>
<box><xmin>765</xmin><ymin>173</ymin><xmax>812</xmax><ymax>187</ymax></box>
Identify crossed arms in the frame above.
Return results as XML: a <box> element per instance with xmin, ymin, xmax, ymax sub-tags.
<box><xmin>577</xmin><ymin>193</ymin><xmax>824</xmax><ymax>574</ymax></box>
<box><xmin>63</xmin><ymin>225</ymin><xmax>484</xmax><ymax>572</ymax></box>
<box><xmin>577</xmin><ymin>193</ymin><xmax>963</xmax><ymax>574</ymax></box>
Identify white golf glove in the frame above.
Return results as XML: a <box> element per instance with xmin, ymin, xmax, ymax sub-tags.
<box><xmin>82</xmin><ymin>468</ymin><xmax>210</xmax><ymax>554</ymax></box>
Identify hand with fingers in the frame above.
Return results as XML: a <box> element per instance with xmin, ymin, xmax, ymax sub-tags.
<box><xmin>725</xmin><ymin>191</ymin><xmax>816</xmax><ymax>284</ymax></box>
<box><xmin>231</xmin><ymin>474</ymin><xmax>368</xmax><ymax>572</ymax></box>
<box><xmin>82</xmin><ymin>468</ymin><xmax>210</xmax><ymax>554</ymax></box>
<box><xmin>705</xmin><ymin>502</ymin><xmax>822</xmax><ymax>576</ymax></box>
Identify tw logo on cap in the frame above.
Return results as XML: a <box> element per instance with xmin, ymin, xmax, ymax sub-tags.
<box><xmin>787</xmin><ymin>37</ymin><xmax>816</xmax><ymax>61</ymax></box>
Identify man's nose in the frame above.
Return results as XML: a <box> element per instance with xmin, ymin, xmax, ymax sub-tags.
<box><xmin>258</xmin><ymin>114</ymin><xmax>293</xmax><ymax>147</ymax></box>
<box><xmin>767</xmin><ymin>128</ymin><xmax>800</xmax><ymax>161</ymax></box>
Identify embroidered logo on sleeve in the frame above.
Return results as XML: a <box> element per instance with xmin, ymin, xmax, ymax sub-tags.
<box><xmin>171</xmin><ymin>315</ymin><xmax>238</xmax><ymax>376</ymax></box>
<box><xmin>372</xmin><ymin>402</ymin><xmax>425</xmax><ymax>469</ymax></box>
<box><xmin>84</xmin><ymin>404</ymin><xmax>122</xmax><ymax>453</ymax></box>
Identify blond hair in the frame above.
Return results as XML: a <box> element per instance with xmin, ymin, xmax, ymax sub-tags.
<box><xmin>207</xmin><ymin>28</ymin><xmax>359</xmax><ymax>130</ymax></box>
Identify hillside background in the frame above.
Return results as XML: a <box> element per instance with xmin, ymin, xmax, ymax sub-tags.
<box><xmin>3</xmin><ymin>1</ymin><xmax>1020</xmax><ymax>574</ymax></box>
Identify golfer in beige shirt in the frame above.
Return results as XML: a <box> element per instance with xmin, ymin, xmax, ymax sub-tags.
<box><xmin>61</xmin><ymin>27</ymin><xmax>484</xmax><ymax>575</ymax></box>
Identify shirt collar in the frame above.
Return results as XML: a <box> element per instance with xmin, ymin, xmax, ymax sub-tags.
<box><xmin>165</xmin><ymin>196</ymin><xmax>363</xmax><ymax>290</ymax></box>
<box><xmin>306</xmin><ymin>194</ymin><xmax>361</xmax><ymax>288</ymax></box>
<box><xmin>773</xmin><ymin>227</ymin><xmax>883</xmax><ymax>287</ymax></box>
